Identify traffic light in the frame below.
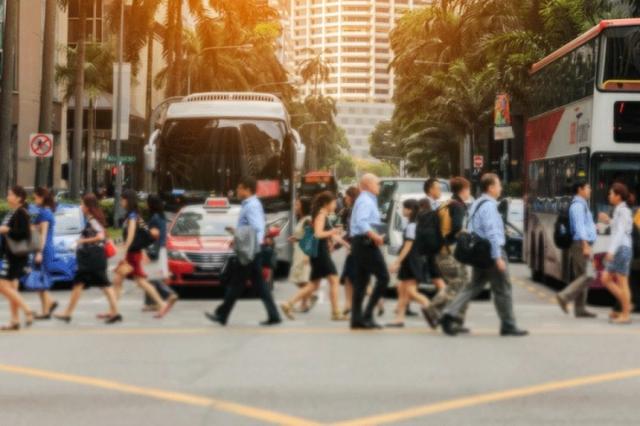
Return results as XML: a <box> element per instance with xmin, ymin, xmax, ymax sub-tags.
<box><xmin>111</xmin><ymin>166</ymin><xmax>118</xmax><ymax>176</ymax></box>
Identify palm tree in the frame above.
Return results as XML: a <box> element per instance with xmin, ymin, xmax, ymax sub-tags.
<box><xmin>0</xmin><ymin>0</ymin><xmax>18</xmax><ymax>195</ymax></box>
<box><xmin>297</xmin><ymin>48</ymin><xmax>332</xmax><ymax>96</ymax></box>
<box><xmin>56</xmin><ymin>43</ymin><xmax>114</xmax><ymax>193</ymax></box>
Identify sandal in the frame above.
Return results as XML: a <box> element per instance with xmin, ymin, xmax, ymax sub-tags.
<box><xmin>105</xmin><ymin>314</ymin><xmax>123</xmax><ymax>324</ymax></box>
<box><xmin>280</xmin><ymin>303</ymin><xmax>295</xmax><ymax>320</ymax></box>
<box><xmin>0</xmin><ymin>323</ymin><xmax>20</xmax><ymax>332</ymax></box>
<box><xmin>54</xmin><ymin>314</ymin><xmax>72</xmax><ymax>324</ymax></box>
<box><xmin>331</xmin><ymin>311</ymin><xmax>347</xmax><ymax>321</ymax></box>
<box><xmin>154</xmin><ymin>295</ymin><xmax>178</xmax><ymax>319</ymax></box>
<box><xmin>25</xmin><ymin>312</ymin><xmax>34</xmax><ymax>328</ymax></box>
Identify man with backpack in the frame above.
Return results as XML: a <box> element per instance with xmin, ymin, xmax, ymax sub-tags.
<box><xmin>432</xmin><ymin>177</ymin><xmax>472</xmax><ymax>331</ymax></box>
<box><xmin>556</xmin><ymin>181</ymin><xmax>598</xmax><ymax>318</ymax></box>
<box><xmin>418</xmin><ymin>178</ymin><xmax>447</xmax><ymax>295</ymax></box>
<box><xmin>440</xmin><ymin>173</ymin><xmax>528</xmax><ymax>337</ymax></box>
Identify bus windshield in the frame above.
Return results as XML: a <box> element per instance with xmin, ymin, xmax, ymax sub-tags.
<box><xmin>158</xmin><ymin>118</ymin><xmax>288</xmax><ymax>200</ymax></box>
<box><xmin>592</xmin><ymin>154</ymin><xmax>640</xmax><ymax>216</ymax></box>
<box><xmin>599</xmin><ymin>26</ymin><xmax>640</xmax><ymax>90</ymax></box>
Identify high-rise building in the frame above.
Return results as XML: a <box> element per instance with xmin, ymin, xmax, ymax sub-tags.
<box><xmin>288</xmin><ymin>0</ymin><xmax>429</xmax><ymax>159</ymax></box>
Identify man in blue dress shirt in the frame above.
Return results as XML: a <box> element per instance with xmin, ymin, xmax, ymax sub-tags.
<box><xmin>556</xmin><ymin>181</ymin><xmax>598</xmax><ymax>318</ymax></box>
<box><xmin>441</xmin><ymin>173</ymin><xmax>528</xmax><ymax>337</ymax></box>
<box><xmin>206</xmin><ymin>177</ymin><xmax>281</xmax><ymax>326</ymax></box>
<box><xmin>350</xmin><ymin>173</ymin><xmax>389</xmax><ymax>329</ymax></box>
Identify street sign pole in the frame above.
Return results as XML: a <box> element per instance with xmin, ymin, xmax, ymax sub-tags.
<box><xmin>114</xmin><ymin>0</ymin><xmax>126</xmax><ymax>225</ymax></box>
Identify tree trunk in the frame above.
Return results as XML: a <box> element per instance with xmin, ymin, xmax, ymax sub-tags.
<box><xmin>145</xmin><ymin>31</ymin><xmax>154</xmax><ymax>131</ymax></box>
<box><xmin>35</xmin><ymin>0</ymin><xmax>57</xmax><ymax>188</ymax></box>
<box><xmin>0</xmin><ymin>0</ymin><xmax>18</xmax><ymax>195</ymax></box>
<box><xmin>86</xmin><ymin>99</ymin><xmax>95</xmax><ymax>193</ymax></box>
<box><xmin>71</xmin><ymin>1</ymin><xmax>87</xmax><ymax>198</ymax></box>
<box><xmin>175</xmin><ymin>0</ymin><xmax>183</xmax><ymax>94</ymax></box>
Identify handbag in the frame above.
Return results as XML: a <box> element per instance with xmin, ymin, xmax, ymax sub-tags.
<box><xmin>453</xmin><ymin>200</ymin><xmax>494</xmax><ymax>269</ymax></box>
<box><xmin>298</xmin><ymin>224</ymin><xmax>319</xmax><ymax>257</ymax></box>
<box><xmin>6</xmin><ymin>232</ymin><xmax>41</xmax><ymax>256</ymax></box>
<box><xmin>104</xmin><ymin>239</ymin><xmax>117</xmax><ymax>258</ymax></box>
<box><xmin>24</xmin><ymin>266</ymin><xmax>52</xmax><ymax>291</ymax></box>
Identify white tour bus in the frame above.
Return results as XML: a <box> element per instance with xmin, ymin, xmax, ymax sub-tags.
<box><xmin>525</xmin><ymin>19</ymin><xmax>640</xmax><ymax>283</ymax></box>
<box><xmin>144</xmin><ymin>92</ymin><xmax>306</xmax><ymax>269</ymax></box>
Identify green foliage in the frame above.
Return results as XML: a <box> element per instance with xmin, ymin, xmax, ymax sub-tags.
<box><xmin>389</xmin><ymin>0</ymin><xmax>635</xmax><ymax>177</ymax></box>
<box><xmin>355</xmin><ymin>159</ymin><xmax>397</xmax><ymax>178</ymax></box>
<box><xmin>334</xmin><ymin>155</ymin><xmax>356</xmax><ymax>181</ymax></box>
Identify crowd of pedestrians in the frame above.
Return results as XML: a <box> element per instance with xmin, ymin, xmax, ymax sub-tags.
<box><xmin>0</xmin><ymin>171</ymin><xmax>637</xmax><ymax>333</ymax></box>
<box><xmin>0</xmin><ymin>187</ymin><xmax>178</xmax><ymax>330</ymax></box>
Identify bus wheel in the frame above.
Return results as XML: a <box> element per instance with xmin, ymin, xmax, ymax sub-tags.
<box><xmin>531</xmin><ymin>238</ymin><xmax>542</xmax><ymax>282</ymax></box>
<box><xmin>536</xmin><ymin>235</ymin><xmax>546</xmax><ymax>284</ymax></box>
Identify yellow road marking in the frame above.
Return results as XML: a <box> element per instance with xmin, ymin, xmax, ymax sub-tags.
<box><xmin>0</xmin><ymin>363</ymin><xmax>320</xmax><ymax>426</ymax></box>
<box><xmin>333</xmin><ymin>368</ymin><xmax>640</xmax><ymax>426</ymax></box>
<box><xmin>11</xmin><ymin>326</ymin><xmax>640</xmax><ymax>337</ymax></box>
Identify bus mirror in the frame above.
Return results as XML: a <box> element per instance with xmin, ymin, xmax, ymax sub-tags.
<box><xmin>144</xmin><ymin>130</ymin><xmax>160</xmax><ymax>172</ymax></box>
<box><xmin>295</xmin><ymin>143</ymin><xmax>306</xmax><ymax>171</ymax></box>
<box><xmin>577</xmin><ymin>147</ymin><xmax>590</xmax><ymax>176</ymax></box>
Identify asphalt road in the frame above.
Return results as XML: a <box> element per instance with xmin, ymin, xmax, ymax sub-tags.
<box><xmin>0</xmin><ymin>260</ymin><xmax>639</xmax><ymax>426</ymax></box>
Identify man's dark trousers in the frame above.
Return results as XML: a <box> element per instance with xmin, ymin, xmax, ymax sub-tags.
<box><xmin>351</xmin><ymin>236</ymin><xmax>390</xmax><ymax>327</ymax></box>
<box><xmin>215</xmin><ymin>254</ymin><xmax>280</xmax><ymax>323</ymax></box>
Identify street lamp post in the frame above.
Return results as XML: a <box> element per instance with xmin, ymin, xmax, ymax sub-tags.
<box><xmin>113</xmin><ymin>0</ymin><xmax>129</xmax><ymax>225</ymax></box>
<box><xmin>186</xmin><ymin>44</ymin><xmax>253</xmax><ymax>95</ymax></box>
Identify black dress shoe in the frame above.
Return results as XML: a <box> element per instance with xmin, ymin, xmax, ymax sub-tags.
<box><xmin>365</xmin><ymin>319</ymin><xmax>383</xmax><ymax>329</ymax></box>
<box><xmin>500</xmin><ymin>328</ymin><xmax>529</xmax><ymax>337</ymax></box>
<box><xmin>440</xmin><ymin>314</ymin><xmax>459</xmax><ymax>336</ymax></box>
<box><xmin>204</xmin><ymin>312</ymin><xmax>226</xmax><ymax>326</ymax></box>
<box><xmin>575</xmin><ymin>310</ymin><xmax>597</xmax><ymax>318</ymax></box>
<box><xmin>260</xmin><ymin>318</ymin><xmax>282</xmax><ymax>326</ymax></box>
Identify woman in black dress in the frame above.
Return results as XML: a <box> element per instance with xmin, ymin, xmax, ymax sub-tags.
<box><xmin>55</xmin><ymin>194</ymin><xmax>122</xmax><ymax>324</ymax></box>
<box><xmin>281</xmin><ymin>191</ymin><xmax>347</xmax><ymax>321</ymax></box>
<box><xmin>339</xmin><ymin>186</ymin><xmax>359</xmax><ymax>315</ymax></box>
<box><xmin>388</xmin><ymin>199</ymin><xmax>438</xmax><ymax>328</ymax></box>
<box><xmin>0</xmin><ymin>186</ymin><xmax>35</xmax><ymax>330</ymax></box>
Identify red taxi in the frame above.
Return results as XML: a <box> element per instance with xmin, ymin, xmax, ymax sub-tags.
<box><xmin>166</xmin><ymin>198</ymin><xmax>238</xmax><ymax>287</ymax></box>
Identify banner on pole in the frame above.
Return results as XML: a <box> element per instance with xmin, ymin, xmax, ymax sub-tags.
<box><xmin>112</xmin><ymin>63</ymin><xmax>131</xmax><ymax>141</ymax></box>
<box><xmin>494</xmin><ymin>93</ymin><xmax>514</xmax><ymax>140</ymax></box>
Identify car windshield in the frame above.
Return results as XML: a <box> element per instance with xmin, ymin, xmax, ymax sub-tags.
<box><xmin>54</xmin><ymin>208</ymin><xmax>84</xmax><ymax>236</ymax></box>
<box><xmin>159</xmin><ymin>118</ymin><xmax>287</xmax><ymax>196</ymax></box>
<box><xmin>170</xmin><ymin>212</ymin><xmax>238</xmax><ymax>237</ymax></box>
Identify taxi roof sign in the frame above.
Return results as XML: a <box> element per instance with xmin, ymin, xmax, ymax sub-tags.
<box><xmin>204</xmin><ymin>197</ymin><xmax>230</xmax><ymax>209</ymax></box>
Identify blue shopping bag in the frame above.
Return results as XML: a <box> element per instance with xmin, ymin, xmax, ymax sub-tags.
<box><xmin>24</xmin><ymin>267</ymin><xmax>52</xmax><ymax>291</ymax></box>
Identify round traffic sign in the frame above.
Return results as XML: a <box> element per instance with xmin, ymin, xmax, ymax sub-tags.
<box><xmin>30</xmin><ymin>134</ymin><xmax>53</xmax><ymax>158</ymax></box>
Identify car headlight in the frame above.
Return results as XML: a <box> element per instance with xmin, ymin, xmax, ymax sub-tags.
<box><xmin>167</xmin><ymin>250</ymin><xmax>187</xmax><ymax>261</ymax></box>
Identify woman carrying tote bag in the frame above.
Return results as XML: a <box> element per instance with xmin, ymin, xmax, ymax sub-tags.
<box><xmin>0</xmin><ymin>186</ymin><xmax>35</xmax><ymax>331</ymax></box>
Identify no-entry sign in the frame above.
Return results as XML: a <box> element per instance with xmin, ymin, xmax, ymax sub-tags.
<box><xmin>473</xmin><ymin>155</ymin><xmax>484</xmax><ymax>169</ymax></box>
<box><xmin>29</xmin><ymin>133</ymin><xmax>54</xmax><ymax>158</ymax></box>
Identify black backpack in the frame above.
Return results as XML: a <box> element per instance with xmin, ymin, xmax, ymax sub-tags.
<box><xmin>415</xmin><ymin>207</ymin><xmax>444</xmax><ymax>256</ymax></box>
<box><xmin>553</xmin><ymin>201</ymin><xmax>576</xmax><ymax>250</ymax></box>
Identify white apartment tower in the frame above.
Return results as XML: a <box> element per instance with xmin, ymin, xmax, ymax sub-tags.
<box><xmin>288</xmin><ymin>0</ymin><xmax>429</xmax><ymax>158</ymax></box>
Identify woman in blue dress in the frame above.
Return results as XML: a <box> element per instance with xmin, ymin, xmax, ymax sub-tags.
<box><xmin>33</xmin><ymin>187</ymin><xmax>58</xmax><ymax>319</ymax></box>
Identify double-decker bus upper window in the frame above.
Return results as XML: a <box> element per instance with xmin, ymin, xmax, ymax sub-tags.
<box><xmin>599</xmin><ymin>27</ymin><xmax>640</xmax><ymax>91</ymax></box>
<box><xmin>613</xmin><ymin>101</ymin><xmax>640</xmax><ymax>142</ymax></box>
